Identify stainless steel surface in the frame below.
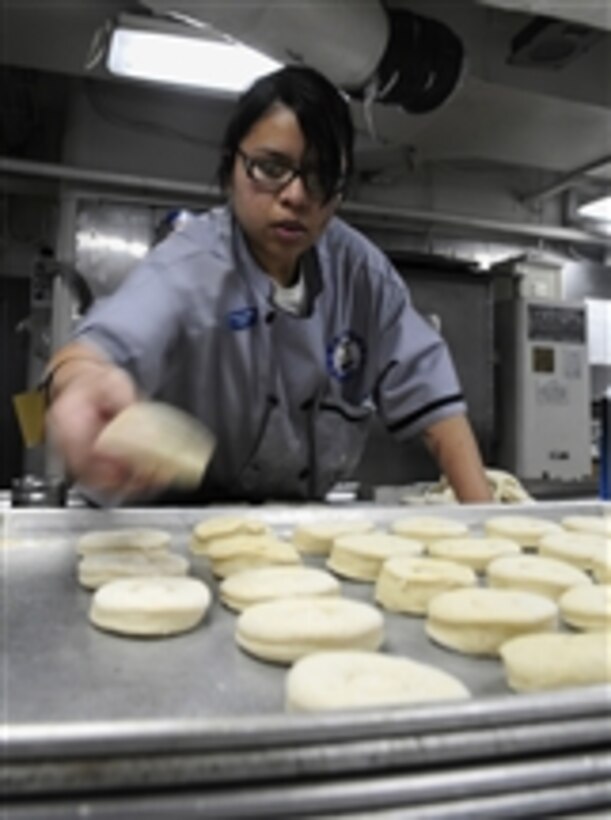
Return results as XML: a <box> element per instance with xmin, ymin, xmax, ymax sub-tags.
<box><xmin>2</xmin><ymin>501</ymin><xmax>610</xmax><ymax>817</ymax></box>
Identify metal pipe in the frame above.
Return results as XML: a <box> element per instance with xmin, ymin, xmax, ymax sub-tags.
<box><xmin>520</xmin><ymin>153</ymin><xmax>611</xmax><ymax>206</ymax></box>
<box><xmin>1</xmin><ymin>155</ymin><xmax>609</xmax><ymax>246</ymax></box>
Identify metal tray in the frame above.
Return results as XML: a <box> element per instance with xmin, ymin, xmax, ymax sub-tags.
<box><xmin>2</xmin><ymin>500</ymin><xmax>610</xmax><ymax>817</ymax></box>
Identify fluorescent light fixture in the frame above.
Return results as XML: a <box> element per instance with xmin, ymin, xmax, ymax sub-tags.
<box><xmin>77</xmin><ymin>230</ymin><xmax>149</xmax><ymax>259</ymax></box>
<box><xmin>107</xmin><ymin>27</ymin><xmax>282</xmax><ymax>92</ymax></box>
<box><xmin>577</xmin><ymin>195</ymin><xmax>611</xmax><ymax>222</ymax></box>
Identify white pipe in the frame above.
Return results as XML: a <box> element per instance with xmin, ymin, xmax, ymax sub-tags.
<box><xmin>520</xmin><ymin>154</ymin><xmax>611</xmax><ymax>205</ymax></box>
<box><xmin>142</xmin><ymin>0</ymin><xmax>389</xmax><ymax>89</ymax></box>
<box><xmin>1</xmin><ymin>156</ymin><xmax>608</xmax><ymax>246</ymax></box>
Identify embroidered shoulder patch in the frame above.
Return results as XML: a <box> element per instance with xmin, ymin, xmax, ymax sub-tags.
<box><xmin>226</xmin><ymin>306</ymin><xmax>258</xmax><ymax>330</ymax></box>
<box><xmin>326</xmin><ymin>331</ymin><xmax>366</xmax><ymax>381</ymax></box>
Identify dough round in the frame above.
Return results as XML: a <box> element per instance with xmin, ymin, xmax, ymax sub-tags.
<box><xmin>76</xmin><ymin>528</ymin><xmax>171</xmax><ymax>556</ymax></box>
<box><xmin>427</xmin><ymin>536</ymin><xmax>521</xmax><ymax>572</ymax></box>
<box><xmin>94</xmin><ymin>401</ymin><xmax>215</xmax><ymax>488</ymax></box>
<box><xmin>78</xmin><ymin>550</ymin><xmax>189</xmax><ymax>590</ymax></box>
<box><xmin>375</xmin><ymin>556</ymin><xmax>476</xmax><ymax>615</ymax></box>
<box><xmin>292</xmin><ymin>519</ymin><xmax>374</xmax><ymax>556</ymax></box>
<box><xmin>286</xmin><ymin>651</ymin><xmax>470</xmax><ymax>712</ymax></box>
<box><xmin>390</xmin><ymin>516</ymin><xmax>469</xmax><ymax>544</ymax></box>
<box><xmin>89</xmin><ymin>577</ymin><xmax>211</xmax><ymax>637</ymax></box>
<box><xmin>591</xmin><ymin>546</ymin><xmax>611</xmax><ymax>584</ymax></box>
<box><xmin>206</xmin><ymin>535</ymin><xmax>301</xmax><ymax>578</ymax></box>
<box><xmin>561</xmin><ymin>515</ymin><xmax>611</xmax><ymax>538</ymax></box>
<box><xmin>484</xmin><ymin>515</ymin><xmax>563</xmax><ymax>548</ymax></box>
<box><xmin>559</xmin><ymin>585</ymin><xmax>611</xmax><ymax>631</ymax></box>
<box><xmin>538</xmin><ymin>531</ymin><xmax>607</xmax><ymax>571</ymax></box>
<box><xmin>191</xmin><ymin>516</ymin><xmax>270</xmax><ymax>555</ymax></box>
<box><xmin>219</xmin><ymin>566</ymin><xmax>340</xmax><ymax>612</ymax></box>
<box><xmin>235</xmin><ymin>597</ymin><xmax>384</xmax><ymax>663</ymax></box>
<box><xmin>327</xmin><ymin>532</ymin><xmax>423</xmax><ymax>582</ymax></box>
<box><xmin>426</xmin><ymin>588</ymin><xmax>557</xmax><ymax>656</ymax></box>
<box><xmin>487</xmin><ymin>554</ymin><xmax>592</xmax><ymax>601</ymax></box>
<box><xmin>500</xmin><ymin>632</ymin><xmax>611</xmax><ymax>692</ymax></box>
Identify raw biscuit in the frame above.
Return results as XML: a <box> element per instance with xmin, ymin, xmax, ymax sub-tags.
<box><xmin>76</xmin><ymin>528</ymin><xmax>172</xmax><ymax>556</ymax></box>
<box><xmin>94</xmin><ymin>401</ymin><xmax>215</xmax><ymax>488</ymax></box>
<box><xmin>426</xmin><ymin>588</ymin><xmax>557</xmax><ymax>656</ymax></box>
<box><xmin>559</xmin><ymin>585</ymin><xmax>611</xmax><ymax>631</ymax></box>
<box><xmin>89</xmin><ymin>576</ymin><xmax>211</xmax><ymax>637</ymax></box>
<box><xmin>327</xmin><ymin>532</ymin><xmax>423</xmax><ymax>582</ymax></box>
<box><xmin>78</xmin><ymin>550</ymin><xmax>189</xmax><ymax>590</ymax></box>
<box><xmin>375</xmin><ymin>556</ymin><xmax>476</xmax><ymax>615</ymax></box>
<box><xmin>538</xmin><ymin>531</ymin><xmax>608</xmax><ymax>571</ymax></box>
<box><xmin>390</xmin><ymin>516</ymin><xmax>469</xmax><ymax>545</ymax></box>
<box><xmin>292</xmin><ymin>519</ymin><xmax>375</xmax><ymax>556</ymax></box>
<box><xmin>191</xmin><ymin>516</ymin><xmax>270</xmax><ymax>555</ymax></box>
<box><xmin>220</xmin><ymin>566</ymin><xmax>340</xmax><ymax>612</ymax></box>
<box><xmin>561</xmin><ymin>515</ymin><xmax>611</xmax><ymax>538</ymax></box>
<box><xmin>206</xmin><ymin>535</ymin><xmax>301</xmax><ymax>578</ymax></box>
<box><xmin>427</xmin><ymin>536</ymin><xmax>521</xmax><ymax>572</ymax></box>
<box><xmin>487</xmin><ymin>554</ymin><xmax>592</xmax><ymax>601</ymax></box>
<box><xmin>235</xmin><ymin>597</ymin><xmax>384</xmax><ymax>663</ymax></box>
<box><xmin>286</xmin><ymin>651</ymin><xmax>470</xmax><ymax>712</ymax></box>
<box><xmin>484</xmin><ymin>515</ymin><xmax>563</xmax><ymax>548</ymax></box>
<box><xmin>500</xmin><ymin>631</ymin><xmax>611</xmax><ymax>692</ymax></box>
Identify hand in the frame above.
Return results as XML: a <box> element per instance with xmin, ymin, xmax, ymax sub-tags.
<box><xmin>47</xmin><ymin>361</ymin><xmax>139</xmax><ymax>494</ymax></box>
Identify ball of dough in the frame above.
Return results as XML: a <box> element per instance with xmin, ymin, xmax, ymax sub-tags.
<box><xmin>327</xmin><ymin>532</ymin><xmax>423</xmax><ymax>582</ymax></box>
<box><xmin>426</xmin><ymin>588</ymin><xmax>557</xmax><ymax>656</ymax></box>
<box><xmin>561</xmin><ymin>515</ymin><xmax>611</xmax><ymax>538</ymax></box>
<box><xmin>500</xmin><ymin>631</ymin><xmax>611</xmax><ymax>692</ymax></box>
<box><xmin>390</xmin><ymin>516</ymin><xmax>469</xmax><ymax>545</ymax></box>
<box><xmin>78</xmin><ymin>550</ymin><xmax>189</xmax><ymax>590</ymax></box>
<box><xmin>206</xmin><ymin>535</ymin><xmax>301</xmax><ymax>578</ymax></box>
<box><xmin>538</xmin><ymin>531</ymin><xmax>607</xmax><ymax>572</ymax></box>
<box><xmin>375</xmin><ymin>556</ymin><xmax>476</xmax><ymax>616</ymax></box>
<box><xmin>487</xmin><ymin>554</ymin><xmax>592</xmax><ymax>601</ymax></box>
<box><xmin>286</xmin><ymin>650</ymin><xmax>470</xmax><ymax>712</ymax></box>
<box><xmin>559</xmin><ymin>585</ymin><xmax>611</xmax><ymax>631</ymax></box>
<box><xmin>292</xmin><ymin>519</ymin><xmax>374</xmax><ymax>556</ymax></box>
<box><xmin>76</xmin><ymin>528</ymin><xmax>172</xmax><ymax>556</ymax></box>
<box><xmin>235</xmin><ymin>597</ymin><xmax>384</xmax><ymax>663</ymax></box>
<box><xmin>191</xmin><ymin>516</ymin><xmax>270</xmax><ymax>555</ymax></box>
<box><xmin>219</xmin><ymin>566</ymin><xmax>340</xmax><ymax>612</ymax></box>
<box><xmin>484</xmin><ymin>515</ymin><xmax>563</xmax><ymax>548</ymax></box>
<box><xmin>89</xmin><ymin>577</ymin><xmax>211</xmax><ymax>637</ymax></box>
<box><xmin>427</xmin><ymin>536</ymin><xmax>521</xmax><ymax>573</ymax></box>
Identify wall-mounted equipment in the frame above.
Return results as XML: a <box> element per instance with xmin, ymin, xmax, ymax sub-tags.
<box><xmin>495</xmin><ymin>297</ymin><xmax>591</xmax><ymax>481</ymax></box>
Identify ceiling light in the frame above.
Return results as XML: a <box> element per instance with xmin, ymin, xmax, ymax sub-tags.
<box><xmin>577</xmin><ymin>195</ymin><xmax>611</xmax><ymax>222</ymax></box>
<box><xmin>106</xmin><ymin>25</ymin><xmax>282</xmax><ymax>93</ymax></box>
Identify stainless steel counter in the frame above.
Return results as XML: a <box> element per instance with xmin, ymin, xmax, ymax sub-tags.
<box><xmin>2</xmin><ymin>501</ymin><xmax>610</xmax><ymax>818</ymax></box>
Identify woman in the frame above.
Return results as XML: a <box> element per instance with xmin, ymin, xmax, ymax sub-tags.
<box><xmin>46</xmin><ymin>65</ymin><xmax>491</xmax><ymax>503</ymax></box>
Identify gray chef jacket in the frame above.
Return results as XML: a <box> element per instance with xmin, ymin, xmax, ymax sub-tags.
<box><xmin>74</xmin><ymin>205</ymin><xmax>466</xmax><ymax>501</ymax></box>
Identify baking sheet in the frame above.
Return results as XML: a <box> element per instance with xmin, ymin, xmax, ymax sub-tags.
<box><xmin>2</xmin><ymin>500</ymin><xmax>608</xmax><ymax>728</ymax></box>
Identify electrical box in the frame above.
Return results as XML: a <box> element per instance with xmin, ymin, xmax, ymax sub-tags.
<box><xmin>495</xmin><ymin>297</ymin><xmax>591</xmax><ymax>480</ymax></box>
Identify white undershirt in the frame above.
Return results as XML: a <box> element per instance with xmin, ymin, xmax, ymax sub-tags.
<box><xmin>271</xmin><ymin>270</ymin><xmax>307</xmax><ymax>315</ymax></box>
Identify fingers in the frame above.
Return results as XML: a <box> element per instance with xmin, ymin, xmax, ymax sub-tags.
<box><xmin>46</xmin><ymin>364</ymin><xmax>138</xmax><ymax>493</ymax></box>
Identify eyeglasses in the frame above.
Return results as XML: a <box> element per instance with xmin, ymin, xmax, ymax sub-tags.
<box><xmin>237</xmin><ymin>148</ymin><xmax>345</xmax><ymax>202</ymax></box>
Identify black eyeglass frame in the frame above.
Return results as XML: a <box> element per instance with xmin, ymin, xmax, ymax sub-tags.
<box><xmin>237</xmin><ymin>148</ymin><xmax>346</xmax><ymax>203</ymax></box>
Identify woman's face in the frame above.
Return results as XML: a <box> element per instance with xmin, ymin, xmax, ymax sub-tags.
<box><xmin>228</xmin><ymin>103</ymin><xmax>342</xmax><ymax>284</ymax></box>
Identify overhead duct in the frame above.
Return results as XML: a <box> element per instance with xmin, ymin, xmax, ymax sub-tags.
<box><xmin>141</xmin><ymin>0</ymin><xmax>464</xmax><ymax>113</ymax></box>
<box><xmin>142</xmin><ymin>0</ymin><xmax>390</xmax><ymax>90</ymax></box>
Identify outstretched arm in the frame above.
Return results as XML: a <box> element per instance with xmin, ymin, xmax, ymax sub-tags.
<box><xmin>45</xmin><ymin>342</ymin><xmax>139</xmax><ymax>493</ymax></box>
<box><xmin>422</xmin><ymin>415</ymin><xmax>492</xmax><ymax>503</ymax></box>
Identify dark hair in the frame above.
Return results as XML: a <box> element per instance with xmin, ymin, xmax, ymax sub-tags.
<box><xmin>218</xmin><ymin>65</ymin><xmax>354</xmax><ymax>202</ymax></box>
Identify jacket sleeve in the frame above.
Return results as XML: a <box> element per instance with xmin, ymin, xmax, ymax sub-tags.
<box><xmin>72</xmin><ymin>243</ymin><xmax>190</xmax><ymax>395</ymax></box>
<box><xmin>372</xmin><ymin>263</ymin><xmax>467</xmax><ymax>440</ymax></box>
